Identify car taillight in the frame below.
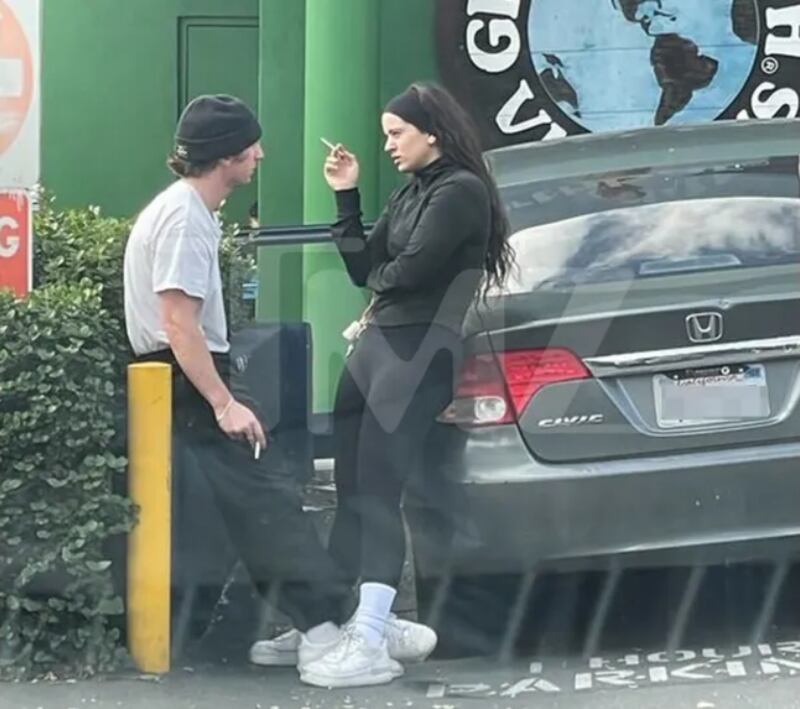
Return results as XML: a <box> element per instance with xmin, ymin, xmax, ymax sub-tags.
<box><xmin>438</xmin><ymin>348</ymin><xmax>590</xmax><ymax>427</ymax></box>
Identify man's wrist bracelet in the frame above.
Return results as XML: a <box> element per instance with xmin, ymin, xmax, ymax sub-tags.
<box><xmin>215</xmin><ymin>397</ymin><xmax>235</xmax><ymax>423</ymax></box>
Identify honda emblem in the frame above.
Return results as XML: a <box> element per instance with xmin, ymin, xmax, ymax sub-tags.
<box><xmin>685</xmin><ymin>312</ymin><xmax>723</xmax><ymax>343</ymax></box>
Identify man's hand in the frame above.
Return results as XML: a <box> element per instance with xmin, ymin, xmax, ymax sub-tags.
<box><xmin>215</xmin><ymin>398</ymin><xmax>268</xmax><ymax>449</ymax></box>
<box><xmin>158</xmin><ymin>289</ymin><xmax>268</xmax><ymax>451</ymax></box>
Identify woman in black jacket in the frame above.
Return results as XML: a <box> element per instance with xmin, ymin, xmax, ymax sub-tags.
<box><xmin>300</xmin><ymin>82</ymin><xmax>512</xmax><ymax>688</ymax></box>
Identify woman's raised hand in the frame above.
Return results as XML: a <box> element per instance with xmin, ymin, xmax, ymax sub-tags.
<box><xmin>323</xmin><ymin>143</ymin><xmax>360</xmax><ymax>191</ymax></box>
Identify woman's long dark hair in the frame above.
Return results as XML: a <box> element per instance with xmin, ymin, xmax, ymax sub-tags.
<box><xmin>411</xmin><ymin>82</ymin><xmax>514</xmax><ymax>296</ymax></box>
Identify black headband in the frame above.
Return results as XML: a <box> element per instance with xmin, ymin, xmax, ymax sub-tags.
<box><xmin>384</xmin><ymin>88</ymin><xmax>434</xmax><ymax>134</ymax></box>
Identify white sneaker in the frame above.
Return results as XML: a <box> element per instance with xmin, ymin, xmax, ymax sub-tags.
<box><xmin>249</xmin><ymin>628</ymin><xmax>301</xmax><ymax>667</ymax></box>
<box><xmin>250</xmin><ymin>615</ymin><xmax>437</xmax><ymax>667</ymax></box>
<box><xmin>386</xmin><ymin>614</ymin><xmax>438</xmax><ymax>663</ymax></box>
<box><xmin>297</xmin><ymin>631</ymin><xmax>342</xmax><ymax>668</ymax></box>
<box><xmin>299</xmin><ymin>626</ymin><xmax>404</xmax><ymax>688</ymax></box>
<box><xmin>250</xmin><ymin>628</ymin><xmax>340</xmax><ymax>668</ymax></box>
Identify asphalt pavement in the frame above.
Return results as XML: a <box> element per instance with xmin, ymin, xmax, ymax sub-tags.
<box><xmin>8</xmin><ymin>467</ymin><xmax>800</xmax><ymax>708</ymax></box>
<box><xmin>5</xmin><ymin>649</ymin><xmax>800</xmax><ymax>709</ymax></box>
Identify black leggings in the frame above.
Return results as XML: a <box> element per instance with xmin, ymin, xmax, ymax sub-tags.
<box><xmin>328</xmin><ymin>324</ymin><xmax>462</xmax><ymax>588</ymax></box>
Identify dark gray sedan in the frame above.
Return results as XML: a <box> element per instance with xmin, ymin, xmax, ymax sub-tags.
<box><xmin>405</xmin><ymin>118</ymin><xmax>800</xmax><ymax>646</ymax></box>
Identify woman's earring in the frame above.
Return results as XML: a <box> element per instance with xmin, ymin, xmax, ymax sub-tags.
<box><xmin>427</xmin><ymin>136</ymin><xmax>436</xmax><ymax>145</ymax></box>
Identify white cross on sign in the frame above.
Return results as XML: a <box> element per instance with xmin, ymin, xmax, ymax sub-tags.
<box><xmin>0</xmin><ymin>58</ymin><xmax>23</xmax><ymax>98</ymax></box>
<box><xmin>0</xmin><ymin>0</ymin><xmax>40</xmax><ymax>188</ymax></box>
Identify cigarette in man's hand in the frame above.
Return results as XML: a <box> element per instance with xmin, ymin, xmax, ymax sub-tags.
<box><xmin>254</xmin><ymin>441</ymin><xmax>261</xmax><ymax>460</ymax></box>
<box><xmin>320</xmin><ymin>137</ymin><xmax>337</xmax><ymax>152</ymax></box>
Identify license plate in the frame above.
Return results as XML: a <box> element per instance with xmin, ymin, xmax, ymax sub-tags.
<box><xmin>653</xmin><ymin>364</ymin><xmax>770</xmax><ymax>428</ymax></box>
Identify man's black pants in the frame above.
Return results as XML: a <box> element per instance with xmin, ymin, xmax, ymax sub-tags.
<box><xmin>139</xmin><ymin>351</ymin><xmax>353</xmax><ymax>632</ymax></box>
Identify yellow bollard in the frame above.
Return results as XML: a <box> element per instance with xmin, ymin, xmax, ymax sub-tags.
<box><xmin>127</xmin><ymin>362</ymin><xmax>172</xmax><ymax>673</ymax></box>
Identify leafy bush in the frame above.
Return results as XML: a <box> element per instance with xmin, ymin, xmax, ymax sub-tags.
<box><xmin>220</xmin><ymin>232</ymin><xmax>257</xmax><ymax>333</ymax></box>
<box><xmin>0</xmin><ymin>285</ymin><xmax>133</xmax><ymax>679</ymax></box>
<box><xmin>33</xmin><ymin>199</ymin><xmax>131</xmax><ymax>363</ymax></box>
<box><xmin>0</xmin><ymin>194</ymin><xmax>255</xmax><ymax>679</ymax></box>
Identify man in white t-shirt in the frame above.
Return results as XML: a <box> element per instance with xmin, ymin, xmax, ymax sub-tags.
<box><xmin>124</xmin><ymin>94</ymin><xmax>263</xmax><ymax>443</ymax></box>
<box><xmin>123</xmin><ymin>95</ymin><xmax>435</xmax><ymax>686</ymax></box>
<box><xmin>124</xmin><ymin>92</ymin><xmax>360</xmax><ymax>663</ymax></box>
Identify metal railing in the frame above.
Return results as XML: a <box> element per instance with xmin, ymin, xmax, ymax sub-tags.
<box><xmin>233</xmin><ymin>222</ymin><xmax>375</xmax><ymax>247</ymax></box>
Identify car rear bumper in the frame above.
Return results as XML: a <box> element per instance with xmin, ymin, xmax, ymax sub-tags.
<box><xmin>406</xmin><ymin>426</ymin><xmax>800</xmax><ymax>577</ymax></box>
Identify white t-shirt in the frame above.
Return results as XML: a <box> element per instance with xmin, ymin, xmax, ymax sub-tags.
<box><xmin>124</xmin><ymin>180</ymin><xmax>229</xmax><ymax>356</ymax></box>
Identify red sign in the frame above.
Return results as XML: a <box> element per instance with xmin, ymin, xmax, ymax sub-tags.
<box><xmin>0</xmin><ymin>191</ymin><xmax>31</xmax><ymax>296</ymax></box>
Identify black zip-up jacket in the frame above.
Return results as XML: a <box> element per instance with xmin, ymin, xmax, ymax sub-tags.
<box><xmin>331</xmin><ymin>157</ymin><xmax>491</xmax><ymax>334</ymax></box>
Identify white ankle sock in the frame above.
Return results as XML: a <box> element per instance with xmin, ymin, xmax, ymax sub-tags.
<box><xmin>353</xmin><ymin>582</ymin><xmax>397</xmax><ymax>648</ymax></box>
<box><xmin>305</xmin><ymin>621</ymin><xmax>340</xmax><ymax>644</ymax></box>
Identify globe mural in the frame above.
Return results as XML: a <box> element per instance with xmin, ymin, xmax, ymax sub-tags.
<box><xmin>529</xmin><ymin>0</ymin><xmax>759</xmax><ymax>131</ymax></box>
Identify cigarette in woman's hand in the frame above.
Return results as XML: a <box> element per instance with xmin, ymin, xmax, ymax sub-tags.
<box><xmin>254</xmin><ymin>441</ymin><xmax>261</xmax><ymax>460</ymax></box>
<box><xmin>320</xmin><ymin>137</ymin><xmax>337</xmax><ymax>151</ymax></box>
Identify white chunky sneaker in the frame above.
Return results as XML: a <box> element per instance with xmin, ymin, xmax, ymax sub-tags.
<box><xmin>386</xmin><ymin>614</ymin><xmax>438</xmax><ymax>663</ymax></box>
<box><xmin>250</xmin><ymin>627</ymin><xmax>341</xmax><ymax>668</ymax></box>
<box><xmin>299</xmin><ymin>626</ymin><xmax>404</xmax><ymax>688</ymax></box>
<box><xmin>249</xmin><ymin>628</ymin><xmax>301</xmax><ymax>667</ymax></box>
<box><xmin>250</xmin><ymin>615</ymin><xmax>437</xmax><ymax>668</ymax></box>
<box><xmin>297</xmin><ymin>631</ymin><xmax>342</xmax><ymax>668</ymax></box>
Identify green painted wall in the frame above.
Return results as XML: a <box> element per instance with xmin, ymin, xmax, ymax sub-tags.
<box><xmin>302</xmin><ymin>0</ymin><xmax>380</xmax><ymax>412</ymax></box>
<box><xmin>254</xmin><ymin>0</ymin><xmax>306</xmax><ymax>323</ymax></box>
<box><xmin>255</xmin><ymin>0</ymin><xmax>440</xmax><ymax>411</ymax></box>
<box><xmin>298</xmin><ymin>0</ymin><xmax>441</xmax><ymax>411</ymax></box>
<box><xmin>41</xmin><ymin>0</ymin><xmax>259</xmax><ymax>220</ymax></box>
<box><xmin>377</xmin><ymin>0</ymin><xmax>440</xmax><ymax>204</ymax></box>
<box><xmin>252</xmin><ymin>0</ymin><xmax>440</xmax><ymax>395</ymax></box>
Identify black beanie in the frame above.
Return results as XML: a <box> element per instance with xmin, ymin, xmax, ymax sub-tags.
<box><xmin>175</xmin><ymin>94</ymin><xmax>262</xmax><ymax>163</ymax></box>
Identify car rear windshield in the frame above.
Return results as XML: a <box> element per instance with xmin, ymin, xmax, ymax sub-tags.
<box><xmin>500</xmin><ymin>155</ymin><xmax>800</xmax><ymax>294</ymax></box>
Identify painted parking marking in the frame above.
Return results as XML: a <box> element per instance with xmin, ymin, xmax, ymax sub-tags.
<box><xmin>424</xmin><ymin>638</ymin><xmax>800</xmax><ymax>700</ymax></box>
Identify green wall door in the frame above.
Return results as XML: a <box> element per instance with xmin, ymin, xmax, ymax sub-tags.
<box><xmin>41</xmin><ymin>0</ymin><xmax>258</xmax><ymax>218</ymax></box>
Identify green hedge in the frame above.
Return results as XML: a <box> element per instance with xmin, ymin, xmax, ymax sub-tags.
<box><xmin>33</xmin><ymin>202</ymin><xmax>131</xmax><ymax>363</ymax></box>
<box><xmin>0</xmin><ymin>285</ymin><xmax>133</xmax><ymax>679</ymax></box>
<box><xmin>0</xmin><ymin>195</ymin><xmax>254</xmax><ymax>679</ymax></box>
